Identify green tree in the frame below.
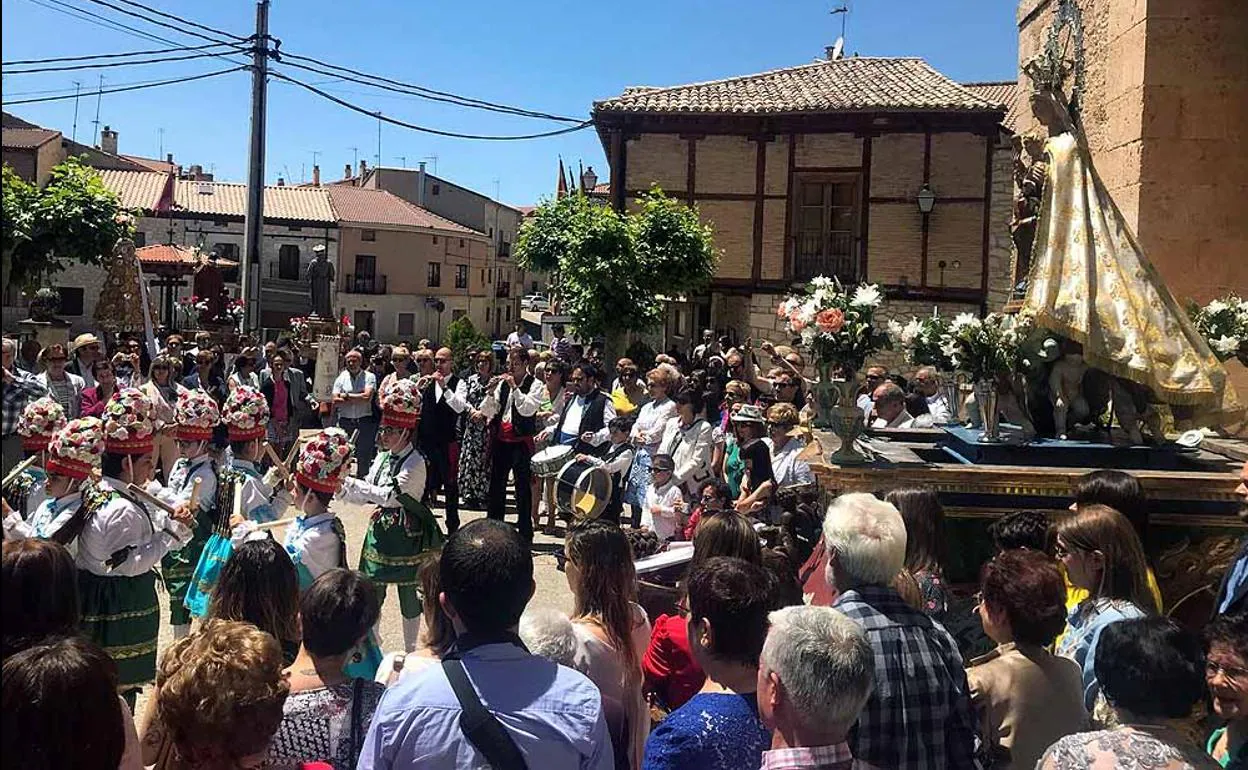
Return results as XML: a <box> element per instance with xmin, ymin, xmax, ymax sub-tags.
<box><xmin>1</xmin><ymin>156</ymin><xmax>135</xmax><ymax>291</ymax></box>
<box><xmin>515</xmin><ymin>188</ymin><xmax>717</xmax><ymax>356</ymax></box>
<box><xmin>443</xmin><ymin>315</ymin><xmax>492</xmax><ymax>372</ymax></box>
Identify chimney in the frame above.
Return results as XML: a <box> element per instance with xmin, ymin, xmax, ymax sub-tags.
<box><xmin>312</xmin><ymin>164</ymin><xmax>320</xmax><ymax>187</ymax></box>
<box><xmin>100</xmin><ymin>125</ymin><xmax>118</xmax><ymax>155</ymax></box>
<box><xmin>416</xmin><ymin>161</ymin><xmax>427</xmax><ymax>207</ymax></box>
<box><xmin>166</xmin><ymin>153</ymin><xmax>173</xmax><ymax>164</ymax></box>
<box><xmin>358</xmin><ymin>159</ymin><xmax>367</xmax><ymax>179</ymax></box>
<box><xmin>344</xmin><ymin>163</ymin><xmax>352</xmax><ymax>180</ymax></box>
<box><xmin>276</xmin><ymin>176</ymin><xmax>285</xmax><ymax>187</ymax></box>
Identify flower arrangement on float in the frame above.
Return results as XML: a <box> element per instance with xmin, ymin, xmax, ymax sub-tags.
<box><xmin>936</xmin><ymin>310</ymin><xmax>1036</xmax><ymax>441</ymax></box>
<box><xmin>1189</xmin><ymin>294</ymin><xmax>1248</xmax><ymax>366</ymax></box>
<box><xmin>889</xmin><ymin>312</ymin><xmax>963</xmax><ymax>425</ymax></box>
<box><xmin>776</xmin><ymin>276</ymin><xmax>892</xmax><ymax>464</ymax></box>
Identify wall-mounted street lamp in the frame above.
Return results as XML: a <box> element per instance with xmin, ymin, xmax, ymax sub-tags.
<box><xmin>917</xmin><ymin>183</ymin><xmax>936</xmax><ymax>214</ymax></box>
<box><xmin>581</xmin><ymin>166</ymin><xmax>598</xmax><ymax>192</ymax></box>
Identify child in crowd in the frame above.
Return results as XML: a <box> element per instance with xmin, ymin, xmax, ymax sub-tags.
<box><xmin>576</xmin><ymin>414</ymin><xmax>636</xmax><ymax>525</ymax></box>
<box><xmin>643</xmin><ymin>454</ymin><xmax>685</xmax><ymax>541</ymax></box>
<box><xmin>11</xmin><ymin>417</ymin><xmax>105</xmax><ymax>553</ymax></box>
<box><xmin>4</xmin><ymin>397</ymin><xmax>66</xmax><ymax>526</ymax></box>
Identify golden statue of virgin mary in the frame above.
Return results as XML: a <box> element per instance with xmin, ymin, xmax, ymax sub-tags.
<box><xmin>1018</xmin><ymin>51</ymin><xmax>1242</xmax><ymax>431</ymax></box>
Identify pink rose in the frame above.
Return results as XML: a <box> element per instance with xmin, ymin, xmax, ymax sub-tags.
<box><xmin>788</xmin><ymin>311</ymin><xmax>808</xmax><ymax>332</ymax></box>
<box><xmin>816</xmin><ymin>308</ymin><xmax>845</xmax><ymax>333</ymax></box>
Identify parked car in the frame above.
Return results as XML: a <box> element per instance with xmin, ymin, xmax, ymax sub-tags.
<box><xmin>522</xmin><ymin>293</ymin><xmax>549</xmax><ymax>311</ymax></box>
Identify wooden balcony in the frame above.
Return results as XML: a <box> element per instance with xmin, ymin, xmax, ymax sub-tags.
<box><xmin>792</xmin><ymin>232</ymin><xmax>860</xmax><ymax>283</ymax></box>
<box><xmin>342</xmin><ymin>273</ymin><xmax>387</xmax><ymax>295</ymax></box>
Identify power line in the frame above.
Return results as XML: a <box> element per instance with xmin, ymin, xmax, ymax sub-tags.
<box><xmin>104</xmin><ymin>0</ymin><xmax>247</xmax><ymax>42</ymax></box>
<box><xmin>275</xmin><ymin>51</ymin><xmax>581</xmax><ymax>124</ymax></box>
<box><xmin>4</xmin><ymin>66</ymin><xmax>244</xmax><ymax>105</ymax></box>
<box><xmin>3</xmin><ymin>40</ymin><xmax>241</xmax><ymax>66</ymax></box>
<box><xmin>270</xmin><ymin>71</ymin><xmax>594</xmax><ymax>141</ymax></box>
<box><xmin>3</xmin><ymin>70</ymin><xmax>219</xmax><ymax>96</ymax></box>
<box><xmin>78</xmin><ymin>0</ymin><xmax>244</xmax><ymax>45</ymax></box>
<box><xmin>6</xmin><ymin>48</ymin><xmax>247</xmax><ymax>74</ymax></box>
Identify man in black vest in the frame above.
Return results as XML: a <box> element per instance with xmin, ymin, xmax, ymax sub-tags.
<box><xmin>418</xmin><ymin>347</ymin><xmax>469</xmax><ymax>533</ymax></box>
<box><xmin>544</xmin><ymin>362</ymin><xmax>616</xmax><ymax>457</ymax></box>
<box><xmin>481</xmin><ymin>347</ymin><xmax>546</xmax><ymax>543</ymax></box>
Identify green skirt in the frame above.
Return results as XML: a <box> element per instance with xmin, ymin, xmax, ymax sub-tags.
<box><xmin>359</xmin><ymin>495</ymin><xmax>444</xmax><ymax>586</ymax></box>
<box><xmin>78</xmin><ymin>569</ymin><xmax>160</xmax><ymax>690</ymax></box>
<box><xmin>161</xmin><ymin>511</ymin><xmax>213</xmax><ymax>626</ymax></box>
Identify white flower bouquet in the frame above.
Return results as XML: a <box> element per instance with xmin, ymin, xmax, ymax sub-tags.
<box><xmin>1189</xmin><ymin>294</ymin><xmax>1248</xmax><ymax>365</ymax></box>
<box><xmin>776</xmin><ymin>276</ymin><xmax>892</xmax><ymax>372</ymax></box>
<box><xmin>939</xmin><ymin>311</ymin><xmax>1036</xmax><ymax>382</ymax></box>
<box><xmin>889</xmin><ymin>313</ymin><xmax>956</xmax><ymax>371</ymax></box>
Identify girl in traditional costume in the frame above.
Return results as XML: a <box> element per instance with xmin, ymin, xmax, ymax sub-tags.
<box><xmin>2</xmin><ymin>397</ymin><xmax>67</xmax><ymax>532</ymax></box>
<box><xmin>15</xmin><ymin>417</ymin><xmax>106</xmax><ymax>552</ymax></box>
<box><xmin>284</xmin><ymin>427</ymin><xmax>383</xmax><ymax>676</ymax></box>
<box><xmin>74</xmin><ymin>387</ymin><xmax>194</xmax><ymax>705</ymax></box>
<box><xmin>339</xmin><ymin>377</ymin><xmax>443</xmax><ymax>652</ymax></box>
<box><xmin>184</xmin><ymin>385</ymin><xmax>286</xmax><ymax>618</ymax></box>
<box><xmin>147</xmin><ymin>389</ymin><xmax>220</xmax><ymax>640</ymax></box>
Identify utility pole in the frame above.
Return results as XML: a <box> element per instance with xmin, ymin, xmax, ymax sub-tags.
<box><xmin>91</xmin><ymin>74</ymin><xmax>104</xmax><ymax>146</ymax></box>
<box><xmin>70</xmin><ymin>81</ymin><xmax>81</xmax><ymax>143</ymax></box>
<box><xmin>241</xmin><ymin>0</ymin><xmax>272</xmax><ymax>334</ymax></box>
<box><xmin>157</xmin><ymin>127</ymin><xmax>164</xmax><ymax>159</ymax></box>
<box><xmin>376</xmin><ymin>112</ymin><xmax>382</xmax><ymax>169</ymax></box>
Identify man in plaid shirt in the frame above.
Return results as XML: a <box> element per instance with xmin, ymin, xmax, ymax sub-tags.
<box><xmin>2</xmin><ymin>337</ymin><xmax>49</xmax><ymax>475</ymax></box>
<box><xmin>825</xmin><ymin>492</ymin><xmax>976</xmax><ymax>769</ymax></box>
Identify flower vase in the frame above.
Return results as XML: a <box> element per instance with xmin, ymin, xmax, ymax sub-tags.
<box><xmin>939</xmin><ymin>373</ymin><xmax>964</xmax><ymax>425</ymax></box>
<box><xmin>816</xmin><ymin>363</ymin><xmax>867</xmax><ymax>465</ymax></box>
<box><xmin>974</xmin><ymin>380</ymin><xmax>1005</xmax><ymax>443</ymax></box>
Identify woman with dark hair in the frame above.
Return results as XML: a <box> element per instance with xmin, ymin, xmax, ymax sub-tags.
<box><xmin>266</xmin><ymin>569</ymin><xmax>385</xmax><ymax>770</ymax></box>
<box><xmin>2</xmin><ymin>538</ymin><xmax>79</xmax><ymax>658</ymax></box>
<box><xmin>966</xmin><ymin>549</ymin><xmax>1086</xmax><ymax>769</ymax></box>
<box><xmin>375</xmin><ymin>552</ymin><xmax>454</xmax><ymax>685</ymax></box>
<box><xmin>658</xmin><ymin>389</ymin><xmax>716</xmax><ymax>500</ymax></box>
<box><xmin>885</xmin><ymin>486</ymin><xmax>949</xmax><ymax>617</ymax></box>
<box><xmin>682</xmin><ymin>478</ymin><xmax>733</xmax><ymax>540</ymax></box>
<box><xmin>565</xmin><ymin>520</ymin><xmax>651</xmax><ymax>769</ymax></box>
<box><xmin>989</xmin><ymin>510</ymin><xmax>1054</xmax><ymax>554</ymax></box>
<box><xmin>80</xmin><ymin>360</ymin><xmax>118</xmax><ymax>417</ymax></box>
<box><xmin>457</xmin><ymin>351</ymin><xmax>496</xmax><ymax>509</ymax></box>
<box><xmin>1070</xmin><ymin>469</ymin><xmax>1163</xmax><ymax>612</ymax></box>
<box><xmin>3</xmin><ymin>636</ymin><xmax>130</xmax><ymax>770</ymax></box>
<box><xmin>205</xmin><ymin>536</ymin><xmax>301</xmax><ymax>665</ymax></box>
<box><xmin>1204</xmin><ymin>612</ymin><xmax>1247</xmax><ymax>769</ymax></box>
<box><xmin>643</xmin><ymin>513</ymin><xmax>764</xmax><ymax>715</ymax></box>
<box><xmin>1039</xmin><ymin>617</ymin><xmax>1216</xmax><ymax>769</ymax></box>
<box><xmin>730</xmin><ymin>405</ymin><xmax>774</xmax><ymax>517</ymax></box>
<box><xmin>642</xmin><ymin>557</ymin><xmax>775</xmax><ymax>770</ymax></box>
<box><xmin>1055</xmin><ymin>504</ymin><xmax>1157</xmax><ymax>712</ymax></box>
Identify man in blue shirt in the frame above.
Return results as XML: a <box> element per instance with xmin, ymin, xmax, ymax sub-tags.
<box><xmin>1214</xmin><ymin>460</ymin><xmax>1248</xmax><ymax>617</ymax></box>
<box><xmin>357</xmin><ymin>518</ymin><xmax>612</xmax><ymax>769</ymax></box>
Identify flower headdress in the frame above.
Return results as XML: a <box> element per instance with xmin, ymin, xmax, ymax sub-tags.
<box><xmin>103</xmin><ymin>387</ymin><xmax>158</xmax><ymax>455</ymax></box>
<box><xmin>17</xmin><ymin>396</ymin><xmax>68</xmax><ymax>452</ymax></box>
<box><xmin>47</xmin><ymin>417</ymin><xmax>106</xmax><ymax>479</ymax></box>
<box><xmin>172</xmin><ymin>388</ymin><xmax>221</xmax><ymax>442</ymax></box>
<box><xmin>222</xmin><ymin>385</ymin><xmax>270</xmax><ymax>442</ymax></box>
<box><xmin>379</xmin><ymin>378</ymin><xmax>422</xmax><ymax>430</ymax></box>
<box><xmin>295</xmin><ymin>428</ymin><xmax>353</xmax><ymax>494</ymax></box>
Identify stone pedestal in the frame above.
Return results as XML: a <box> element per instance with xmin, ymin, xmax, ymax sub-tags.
<box><xmin>17</xmin><ymin>317</ymin><xmax>73</xmax><ymax>351</ymax></box>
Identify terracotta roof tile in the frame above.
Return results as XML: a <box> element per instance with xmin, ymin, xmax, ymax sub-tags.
<box><xmin>963</xmin><ymin>81</ymin><xmax>1023</xmax><ymax>132</ymax></box>
<box><xmin>2</xmin><ymin>127</ymin><xmax>61</xmax><ymax>149</ymax></box>
<box><xmin>121</xmin><ymin>154</ymin><xmax>177</xmax><ymax>174</ymax></box>
<box><xmin>172</xmin><ymin>180</ymin><xmax>336</xmax><ymax>224</ymax></box>
<box><xmin>326</xmin><ymin>186</ymin><xmax>482</xmax><ymax>234</ymax></box>
<box><xmin>595</xmin><ymin>57</ymin><xmax>1001</xmax><ymax>116</ymax></box>
<box><xmin>97</xmin><ymin>169</ymin><xmax>171</xmax><ymax>211</ymax></box>
<box><xmin>135</xmin><ymin>243</ymin><xmax>238</xmax><ymax>268</ymax></box>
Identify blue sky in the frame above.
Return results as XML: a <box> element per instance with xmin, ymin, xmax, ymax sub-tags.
<box><xmin>2</xmin><ymin>0</ymin><xmax>1018</xmax><ymax>207</ymax></box>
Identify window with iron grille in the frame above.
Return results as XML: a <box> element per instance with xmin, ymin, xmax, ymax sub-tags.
<box><xmin>427</xmin><ymin>262</ymin><xmax>441</xmax><ymax>288</ymax></box>
<box><xmin>792</xmin><ymin>177</ymin><xmax>859</xmax><ymax>283</ymax></box>
<box><xmin>455</xmin><ymin>264</ymin><xmax>468</xmax><ymax>289</ymax></box>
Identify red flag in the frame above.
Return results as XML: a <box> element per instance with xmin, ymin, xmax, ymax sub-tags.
<box><xmin>557</xmin><ymin>157</ymin><xmax>568</xmax><ymax>198</ymax></box>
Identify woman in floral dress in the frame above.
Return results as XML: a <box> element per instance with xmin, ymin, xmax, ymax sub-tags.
<box><xmin>456</xmin><ymin>352</ymin><xmax>495</xmax><ymax>510</ymax></box>
<box><xmin>885</xmin><ymin>486</ymin><xmax>950</xmax><ymax>618</ymax></box>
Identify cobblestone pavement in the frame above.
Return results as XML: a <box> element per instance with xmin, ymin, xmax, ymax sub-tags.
<box><xmin>139</xmin><ymin>499</ymin><xmax>574</xmax><ymax>714</ymax></box>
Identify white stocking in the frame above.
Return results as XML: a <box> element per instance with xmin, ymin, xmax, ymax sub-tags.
<box><xmin>402</xmin><ymin>617</ymin><xmax>422</xmax><ymax>653</ymax></box>
<box><xmin>172</xmin><ymin>623</ymin><xmax>190</xmax><ymax>641</ymax></box>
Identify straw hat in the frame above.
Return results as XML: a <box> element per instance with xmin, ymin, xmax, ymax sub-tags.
<box><xmin>68</xmin><ymin>332</ymin><xmax>102</xmax><ymax>355</ymax></box>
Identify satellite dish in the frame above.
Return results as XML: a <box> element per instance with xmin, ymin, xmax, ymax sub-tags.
<box><xmin>830</xmin><ymin>37</ymin><xmax>844</xmax><ymax>60</ymax></box>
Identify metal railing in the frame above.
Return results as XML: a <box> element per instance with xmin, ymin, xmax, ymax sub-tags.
<box><xmin>495</xmin><ymin>281</ymin><xmax>511</xmax><ymax>298</ymax></box>
<box><xmin>791</xmin><ymin>232</ymin><xmax>859</xmax><ymax>282</ymax></box>
<box><xmin>343</xmin><ymin>273</ymin><xmax>387</xmax><ymax>294</ymax></box>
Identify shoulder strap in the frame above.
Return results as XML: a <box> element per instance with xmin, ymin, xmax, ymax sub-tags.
<box><xmin>441</xmin><ymin>659</ymin><xmax>528</xmax><ymax>770</ymax></box>
<box><xmin>348</xmin><ymin>676</ymin><xmax>364</xmax><ymax>764</ymax></box>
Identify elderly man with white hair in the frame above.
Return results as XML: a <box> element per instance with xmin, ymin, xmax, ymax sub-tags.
<box><xmin>757</xmin><ymin>606</ymin><xmax>876</xmax><ymax>769</ymax></box>
<box><xmin>913</xmin><ymin>366</ymin><xmax>953</xmax><ymax>424</ymax></box>
<box><xmin>2</xmin><ymin>337</ymin><xmax>49</xmax><ymax>475</ymax></box>
<box><xmin>824</xmin><ymin>493</ymin><xmax>975</xmax><ymax>770</ymax></box>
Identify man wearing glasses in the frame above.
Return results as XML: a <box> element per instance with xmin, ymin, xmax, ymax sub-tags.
<box><xmin>417</xmin><ymin>347</ymin><xmax>469</xmax><ymax>533</ymax></box>
<box><xmin>67</xmin><ymin>333</ymin><xmax>103</xmax><ymax>390</ymax></box>
<box><xmin>857</xmin><ymin>366</ymin><xmax>889</xmax><ymax>418</ymax></box>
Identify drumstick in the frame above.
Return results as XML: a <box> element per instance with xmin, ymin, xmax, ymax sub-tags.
<box><xmin>188</xmin><ymin>477</ymin><xmax>202</xmax><ymax>511</ymax></box>
<box><xmin>127</xmin><ymin>484</ymin><xmax>178</xmax><ymax>516</ymax></box>
<box><xmin>231</xmin><ymin>477</ymin><xmax>244</xmax><ymax>524</ymax></box>
<box><xmin>283</xmin><ymin>440</ymin><xmax>300</xmax><ymax>468</ymax></box>
<box><xmin>262</xmin><ymin>442</ymin><xmax>293</xmax><ymax>484</ymax></box>
<box><xmin>2</xmin><ymin>456</ymin><xmax>38</xmax><ymax>489</ymax></box>
<box><xmin>252</xmin><ymin>515</ymin><xmax>297</xmax><ymax>532</ymax></box>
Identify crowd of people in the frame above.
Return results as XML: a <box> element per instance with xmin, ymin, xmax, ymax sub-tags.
<box><xmin>2</xmin><ymin>323</ymin><xmax>1247</xmax><ymax>770</ymax></box>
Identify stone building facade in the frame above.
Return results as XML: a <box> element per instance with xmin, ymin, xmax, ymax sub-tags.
<box><xmin>1016</xmin><ymin>0</ymin><xmax>1248</xmax><ymax>400</ymax></box>
<box><xmin>594</xmin><ymin>55</ymin><xmax>1017</xmax><ymax>371</ymax></box>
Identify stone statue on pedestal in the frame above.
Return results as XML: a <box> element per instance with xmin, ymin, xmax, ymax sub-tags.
<box><xmin>307</xmin><ymin>244</ymin><xmax>334</xmax><ymax>319</ymax></box>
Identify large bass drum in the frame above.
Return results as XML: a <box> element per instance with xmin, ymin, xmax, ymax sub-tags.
<box><xmin>530</xmin><ymin>445</ymin><xmax>572</xmax><ymax>478</ymax></box>
<box><xmin>555</xmin><ymin>458</ymin><xmax>612</xmax><ymax>521</ymax></box>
